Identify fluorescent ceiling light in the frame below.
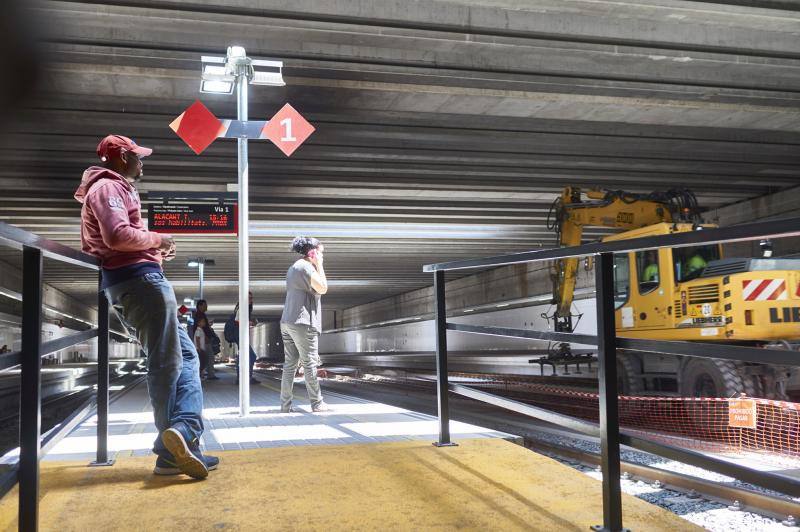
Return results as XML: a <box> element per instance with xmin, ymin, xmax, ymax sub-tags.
<box><xmin>202</xmin><ymin>65</ymin><xmax>232</xmax><ymax>80</ymax></box>
<box><xmin>200</xmin><ymin>55</ymin><xmax>225</xmax><ymax>64</ymax></box>
<box><xmin>200</xmin><ymin>79</ymin><xmax>234</xmax><ymax>94</ymax></box>
<box><xmin>251</xmin><ymin>70</ymin><xmax>285</xmax><ymax>86</ymax></box>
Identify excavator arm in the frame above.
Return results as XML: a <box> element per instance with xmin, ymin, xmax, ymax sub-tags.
<box><xmin>549</xmin><ymin>187</ymin><xmax>699</xmax><ymax>332</ymax></box>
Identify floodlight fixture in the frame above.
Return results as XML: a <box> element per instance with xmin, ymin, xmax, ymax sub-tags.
<box><xmin>187</xmin><ymin>257</ymin><xmax>215</xmax><ymax>268</ymax></box>
<box><xmin>251</xmin><ymin>59</ymin><xmax>285</xmax><ymax>87</ymax></box>
<box><xmin>200</xmin><ymin>80</ymin><xmax>234</xmax><ymax>94</ymax></box>
<box><xmin>199</xmin><ymin>48</ymin><xmax>284</xmax><ymax>94</ymax></box>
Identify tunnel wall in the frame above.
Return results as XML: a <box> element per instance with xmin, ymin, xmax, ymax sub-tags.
<box><xmin>321</xmin><ymin>298</ymin><xmax>597</xmax><ymax>354</ymax></box>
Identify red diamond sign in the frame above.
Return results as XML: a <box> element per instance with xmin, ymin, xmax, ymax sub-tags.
<box><xmin>262</xmin><ymin>103</ymin><xmax>315</xmax><ymax>157</ymax></box>
<box><xmin>169</xmin><ymin>100</ymin><xmax>225</xmax><ymax>155</ymax></box>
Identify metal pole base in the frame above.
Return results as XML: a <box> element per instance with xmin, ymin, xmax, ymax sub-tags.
<box><xmin>88</xmin><ymin>459</ymin><xmax>116</xmax><ymax>467</ymax></box>
<box><xmin>432</xmin><ymin>442</ymin><xmax>459</xmax><ymax>448</ymax></box>
<box><xmin>591</xmin><ymin>526</ymin><xmax>631</xmax><ymax>532</ymax></box>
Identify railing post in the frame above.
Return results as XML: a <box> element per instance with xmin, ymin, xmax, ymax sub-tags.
<box><xmin>90</xmin><ymin>277</ymin><xmax>114</xmax><ymax>467</ymax></box>
<box><xmin>19</xmin><ymin>246</ymin><xmax>42</xmax><ymax>532</ymax></box>
<box><xmin>433</xmin><ymin>270</ymin><xmax>456</xmax><ymax>447</ymax></box>
<box><xmin>592</xmin><ymin>253</ymin><xmax>626</xmax><ymax>532</ymax></box>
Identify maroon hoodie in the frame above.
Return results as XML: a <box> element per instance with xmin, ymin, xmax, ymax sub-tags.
<box><xmin>74</xmin><ymin>166</ymin><xmax>163</xmax><ymax>270</ymax></box>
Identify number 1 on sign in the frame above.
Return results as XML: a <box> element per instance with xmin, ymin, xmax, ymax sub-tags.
<box><xmin>280</xmin><ymin>118</ymin><xmax>297</xmax><ymax>142</ymax></box>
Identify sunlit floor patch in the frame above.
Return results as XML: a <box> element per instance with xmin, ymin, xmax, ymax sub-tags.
<box><xmin>211</xmin><ymin>425</ymin><xmax>348</xmax><ymax>444</ymax></box>
<box><xmin>340</xmin><ymin>420</ymin><xmax>495</xmax><ymax>437</ymax></box>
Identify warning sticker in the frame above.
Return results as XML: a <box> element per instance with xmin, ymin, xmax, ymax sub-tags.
<box><xmin>728</xmin><ymin>399</ymin><xmax>757</xmax><ymax>429</ymax></box>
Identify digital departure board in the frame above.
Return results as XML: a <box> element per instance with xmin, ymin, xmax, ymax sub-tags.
<box><xmin>148</xmin><ymin>203</ymin><xmax>237</xmax><ymax>234</ymax></box>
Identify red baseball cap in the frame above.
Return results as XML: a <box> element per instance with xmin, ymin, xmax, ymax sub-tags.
<box><xmin>96</xmin><ymin>135</ymin><xmax>153</xmax><ymax>162</ymax></box>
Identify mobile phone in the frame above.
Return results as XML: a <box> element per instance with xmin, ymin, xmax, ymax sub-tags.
<box><xmin>307</xmin><ymin>249</ymin><xmax>317</xmax><ymax>260</ymax></box>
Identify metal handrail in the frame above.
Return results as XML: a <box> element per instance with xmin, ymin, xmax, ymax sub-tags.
<box><xmin>424</xmin><ymin>215</ymin><xmax>800</xmax><ymax>272</ymax></box>
<box><xmin>0</xmin><ymin>221</ymin><xmax>99</xmax><ymax>269</ymax></box>
<box><xmin>0</xmin><ymin>222</ymin><xmax>111</xmax><ymax>531</ymax></box>
<box><xmin>424</xmin><ymin>217</ymin><xmax>800</xmax><ymax>531</ymax></box>
<box><xmin>448</xmin><ymin>323</ymin><xmax>800</xmax><ymax>367</ymax></box>
<box><xmin>0</xmin><ymin>328</ymin><xmax>100</xmax><ymax>371</ymax></box>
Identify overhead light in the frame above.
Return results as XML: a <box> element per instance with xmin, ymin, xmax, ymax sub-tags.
<box><xmin>200</xmin><ymin>79</ymin><xmax>234</xmax><ymax>94</ymax></box>
<box><xmin>184</xmin><ymin>297</ymin><xmax>194</xmax><ymax>304</ymax></box>
<box><xmin>187</xmin><ymin>259</ymin><xmax>200</xmax><ymax>268</ymax></box>
<box><xmin>202</xmin><ymin>64</ymin><xmax>231</xmax><ymax>80</ymax></box>
<box><xmin>251</xmin><ymin>59</ymin><xmax>285</xmax><ymax>86</ymax></box>
<box><xmin>200</xmin><ymin>51</ymin><xmax>284</xmax><ymax>93</ymax></box>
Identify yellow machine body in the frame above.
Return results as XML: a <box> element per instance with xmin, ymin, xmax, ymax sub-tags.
<box><xmin>605</xmin><ymin>223</ymin><xmax>800</xmax><ymax>343</ymax></box>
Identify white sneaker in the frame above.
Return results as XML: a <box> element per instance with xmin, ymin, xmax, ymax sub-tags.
<box><xmin>312</xmin><ymin>402</ymin><xmax>330</xmax><ymax>413</ymax></box>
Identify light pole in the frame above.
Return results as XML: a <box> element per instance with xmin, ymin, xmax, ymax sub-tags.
<box><xmin>199</xmin><ymin>47</ymin><xmax>285</xmax><ymax>416</ymax></box>
<box><xmin>187</xmin><ymin>257</ymin><xmax>215</xmax><ymax>300</ymax></box>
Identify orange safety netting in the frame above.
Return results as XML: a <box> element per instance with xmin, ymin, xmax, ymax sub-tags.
<box><xmin>472</xmin><ymin>381</ymin><xmax>800</xmax><ymax>458</ymax></box>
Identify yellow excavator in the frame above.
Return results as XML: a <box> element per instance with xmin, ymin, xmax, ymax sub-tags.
<box><xmin>548</xmin><ymin>187</ymin><xmax>799</xmax><ymax>399</ymax></box>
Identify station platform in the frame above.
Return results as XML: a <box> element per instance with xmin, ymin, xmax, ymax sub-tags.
<box><xmin>0</xmin><ymin>368</ymin><xmax>695</xmax><ymax>530</ymax></box>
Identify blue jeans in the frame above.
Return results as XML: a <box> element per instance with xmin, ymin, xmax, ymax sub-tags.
<box><xmin>234</xmin><ymin>343</ymin><xmax>257</xmax><ymax>377</ymax></box>
<box><xmin>105</xmin><ymin>272</ymin><xmax>204</xmax><ymax>457</ymax></box>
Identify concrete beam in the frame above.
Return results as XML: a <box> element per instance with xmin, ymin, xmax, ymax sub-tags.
<box><xmin>41</xmin><ymin>0</ymin><xmax>800</xmax><ymax>57</ymax></box>
<box><xmin>708</xmin><ymin>185</ymin><xmax>800</xmax><ymax>258</ymax></box>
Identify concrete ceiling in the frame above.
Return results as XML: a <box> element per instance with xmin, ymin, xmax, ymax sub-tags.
<box><xmin>1</xmin><ymin>0</ymin><xmax>799</xmax><ymax>320</ymax></box>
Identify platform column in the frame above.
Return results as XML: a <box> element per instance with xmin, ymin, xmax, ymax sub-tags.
<box><xmin>91</xmin><ymin>275</ymin><xmax>114</xmax><ymax>467</ymax></box>
<box><xmin>592</xmin><ymin>252</ymin><xmax>626</xmax><ymax>532</ymax></box>
<box><xmin>19</xmin><ymin>246</ymin><xmax>42</xmax><ymax>532</ymax></box>
<box><xmin>433</xmin><ymin>270</ymin><xmax>456</xmax><ymax>447</ymax></box>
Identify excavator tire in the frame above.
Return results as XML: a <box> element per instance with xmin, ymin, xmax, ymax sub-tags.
<box><xmin>679</xmin><ymin>358</ymin><xmax>744</xmax><ymax>398</ymax></box>
<box><xmin>617</xmin><ymin>353</ymin><xmax>644</xmax><ymax>396</ymax></box>
<box><xmin>734</xmin><ymin>363</ymin><xmax>763</xmax><ymax>399</ymax></box>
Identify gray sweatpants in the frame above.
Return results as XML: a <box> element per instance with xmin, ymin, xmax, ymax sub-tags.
<box><xmin>279</xmin><ymin>323</ymin><xmax>323</xmax><ymax>410</ymax></box>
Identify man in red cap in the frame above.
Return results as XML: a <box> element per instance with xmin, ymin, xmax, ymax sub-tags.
<box><xmin>75</xmin><ymin>135</ymin><xmax>217</xmax><ymax>479</ymax></box>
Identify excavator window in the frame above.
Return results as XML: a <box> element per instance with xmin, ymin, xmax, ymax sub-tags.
<box><xmin>613</xmin><ymin>253</ymin><xmax>630</xmax><ymax>309</ymax></box>
<box><xmin>673</xmin><ymin>245</ymin><xmax>720</xmax><ymax>282</ymax></box>
<box><xmin>636</xmin><ymin>250</ymin><xmax>660</xmax><ymax>295</ymax></box>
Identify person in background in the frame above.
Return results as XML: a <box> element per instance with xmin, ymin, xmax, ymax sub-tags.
<box><xmin>193</xmin><ymin>316</ymin><xmax>217</xmax><ymax>380</ymax></box>
<box><xmin>279</xmin><ymin>236</ymin><xmax>329</xmax><ymax>413</ymax></box>
<box><xmin>641</xmin><ymin>250</ymin><xmax>659</xmax><ymax>283</ymax></box>
<box><xmin>229</xmin><ymin>291</ymin><xmax>259</xmax><ymax>385</ymax></box>
<box><xmin>75</xmin><ymin>134</ymin><xmax>216</xmax><ymax>479</ymax></box>
<box><xmin>192</xmin><ymin>299</ymin><xmax>218</xmax><ymax>380</ymax></box>
<box><xmin>685</xmin><ymin>253</ymin><xmax>707</xmax><ymax>276</ymax></box>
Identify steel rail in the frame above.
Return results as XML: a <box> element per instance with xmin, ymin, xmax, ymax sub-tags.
<box><xmin>527</xmin><ymin>439</ymin><xmax>800</xmax><ymax>524</ymax></box>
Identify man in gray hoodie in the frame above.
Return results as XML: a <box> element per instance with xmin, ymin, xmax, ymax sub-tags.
<box><xmin>75</xmin><ymin>135</ymin><xmax>217</xmax><ymax>479</ymax></box>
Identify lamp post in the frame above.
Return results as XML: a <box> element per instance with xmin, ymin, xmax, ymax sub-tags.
<box><xmin>187</xmin><ymin>258</ymin><xmax>215</xmax><ymax>300</ymax></box>
<box><xmin>199</xmin><ymin>47</ymin><xmax>285</xmax><ymax>416</ymax></box>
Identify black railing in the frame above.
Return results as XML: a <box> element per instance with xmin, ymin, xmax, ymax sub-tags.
<box><xmin>424</xmin><ymin>217</ymin><xmax>800</xmax><ymax>531</ymax></box>
<box><xmin>0</xmin><ymin>221</ymin><xmax>113</xmax><ymax>532</ymax></box>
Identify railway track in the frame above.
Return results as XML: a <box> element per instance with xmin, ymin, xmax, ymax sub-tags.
<box><xmin>526</xmin><ymin>439</ymin><xmax>799</xmax><ymax>524</ymax></box>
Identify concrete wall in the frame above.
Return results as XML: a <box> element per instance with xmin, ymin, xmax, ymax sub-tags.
<box><xmin>321</xmin><ymin>298</ymin><xmax>597</xmax><ymax>354</ymax></box>
<box><xmin>707</xmin><ymin>185</ymin><xmax>800</xmax><ymax>259</ymax></box>
<box><xmin>339</xmin><ymin>260</ymin><xmax>595</xmax><ymax>329</ymax></box>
